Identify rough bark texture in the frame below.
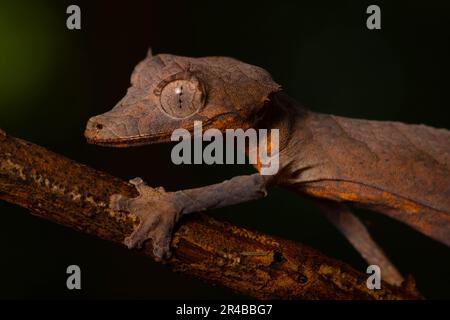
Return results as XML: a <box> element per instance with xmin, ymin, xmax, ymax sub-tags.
<box><xmin>0</xmin><ymin>129</ymin><xmax>420</xmax><ymax>299</ymax></box>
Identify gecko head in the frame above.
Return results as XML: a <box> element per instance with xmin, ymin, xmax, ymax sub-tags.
<box><xmin>85</xmin><ymin>50</ymin><xmax>281</xmax><ymax>147</ymax></box>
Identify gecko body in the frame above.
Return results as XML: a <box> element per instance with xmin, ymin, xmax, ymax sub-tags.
<box><xmin>85</xmin><ymin>51</ymin><xmax>450</xmax><ymax>286</ymax></box>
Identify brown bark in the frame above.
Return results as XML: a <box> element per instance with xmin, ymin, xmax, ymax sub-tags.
<box><xmin>0</xmin><ymin>129</ymin><xmax>419</xmax><ymax>299</ymax></box>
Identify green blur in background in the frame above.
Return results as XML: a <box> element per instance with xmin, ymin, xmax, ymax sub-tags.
<box><xmin>0</xmin><ymin>0</ymin><xmax>449</xmax><ymax>299</ymax></box>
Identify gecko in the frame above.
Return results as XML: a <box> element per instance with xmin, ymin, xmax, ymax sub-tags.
<box><xmin>85</xmin><ymin>50</ymin><xmax>450</xmax><ymax>286</ymax></box>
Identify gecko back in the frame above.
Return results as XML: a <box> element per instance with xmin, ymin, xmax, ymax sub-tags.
<box><xmin>283</xmin><ymin>110</ymin><xmax>450</xmax><ymax>246</ymax></box>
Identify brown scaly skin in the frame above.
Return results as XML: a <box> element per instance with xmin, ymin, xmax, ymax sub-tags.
<box><xmin>85</xmin><ymin>50</ymin><xmax>450</xmax><ymax>287</ymax></box>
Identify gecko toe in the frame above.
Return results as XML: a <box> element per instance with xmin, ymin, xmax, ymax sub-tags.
<box><xmin>153</xmin><ymin>242</ymin><xmax>172</xmax><ymax>261</ymax></box>
<box><xmin>150</xmin><ymin>223</ymin><xmax>174</xmax><ymax>260</ymax></box>
<box><xmin>110</xmin><ymin>194</ymin><xmax>132</xmax><ymax>212</ymax></box>
<box><xmin>129</xmin><ymin>177</ymin><xmax>166</xmax><ymax>197</ymax></box>
<box><xmin>129</xmin><ymin>177</ymin><xmax>144</xmax><ymax>186</ymax></box>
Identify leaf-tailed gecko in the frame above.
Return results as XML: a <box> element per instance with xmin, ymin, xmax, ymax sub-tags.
<box><xmin>85</xmin><ymin>51</ymin><xmax>450</xmax><ymax>286</ymax></box>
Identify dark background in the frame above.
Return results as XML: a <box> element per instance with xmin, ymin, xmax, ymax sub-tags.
<box><xmin>0</xmin><ymin>0</ymin><xmax>449</xmax><ymax>299</ymax></box>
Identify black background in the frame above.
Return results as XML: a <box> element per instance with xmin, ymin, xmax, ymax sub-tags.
<box><xmin>0</xmin><ymin>0</ymin><xmax>449</xmax><ymax>299</ymax></box>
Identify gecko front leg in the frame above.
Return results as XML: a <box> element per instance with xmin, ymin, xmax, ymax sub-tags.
<box><xmin>110</xmin><ymin>174</ymin><xmax>271</xmax><ymax>260</ymax></box>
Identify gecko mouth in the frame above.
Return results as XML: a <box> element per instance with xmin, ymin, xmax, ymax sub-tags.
<box><xmin>85</xmin><ymin>113</ymin><xmax>244</xmax><ymax>147</ymax></box>
<box><xmin>85</xmin><ymin>130</ymin><xmax>183</xmax><ymax>147</ymax></box>
<box><xmin>86</xmin><ymin>133</ymin><xmax>173</xmax><ymax>147</ymax></box>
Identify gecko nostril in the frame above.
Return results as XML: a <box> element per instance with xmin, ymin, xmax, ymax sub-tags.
<box><xmin>96</xmin><ymin>123</ymin><xmax>103</xmax><ymax>130</ymax></box>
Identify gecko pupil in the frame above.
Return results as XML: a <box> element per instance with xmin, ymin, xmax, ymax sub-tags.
<box><xmin>178</xmin><ymin>85</ymin><xmax>183</xmax><ymax>108</ymax></box>
<box><xmin>159</xmin><ymin>78</ymin><xmax>205</xmax><ymax>119</ymax></box>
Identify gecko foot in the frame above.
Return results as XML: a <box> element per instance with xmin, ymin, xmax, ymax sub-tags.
<box><xmin>110</xmin><ymin>177</ymin><xmax>183</xmax><ymax>261</ymax></box>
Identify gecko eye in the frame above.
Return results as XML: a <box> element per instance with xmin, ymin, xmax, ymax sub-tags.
<box><xmin>156</xmin><ymin>76</ymin><xmax>206</xmax><ymax>119</ymax></box>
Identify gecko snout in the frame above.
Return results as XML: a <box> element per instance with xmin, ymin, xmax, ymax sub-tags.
<box><xmin>84</xmin><ymin>112</ymin><xmax>144</xmax><ymax>147</ymax></box>
<box><xmin>84</xmin><ymin>116</ymin><xmax>114</xmax><ymax>144</ymax></box>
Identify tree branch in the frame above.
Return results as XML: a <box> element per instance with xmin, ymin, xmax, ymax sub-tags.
<box><xmin>0</xmin><ymin>129</ymin><xmax>419</xmax><ymax>299</ymax></box>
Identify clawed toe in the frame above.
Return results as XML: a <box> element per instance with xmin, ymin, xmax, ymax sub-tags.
<box><xmin>110</xmin><ymin>194</ymin><xmax>132</xmax><ymax>211</ymax></box>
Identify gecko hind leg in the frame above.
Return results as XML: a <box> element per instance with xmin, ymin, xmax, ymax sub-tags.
<box><xmin>110</xmin><ymin>177</ymin><xmax>183</xmax><ymax>261</ymax></box>
<box><xmin>317</xmin><ymin>201</ymin><xmax>404</xmax><ymax>287</ymax></box>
